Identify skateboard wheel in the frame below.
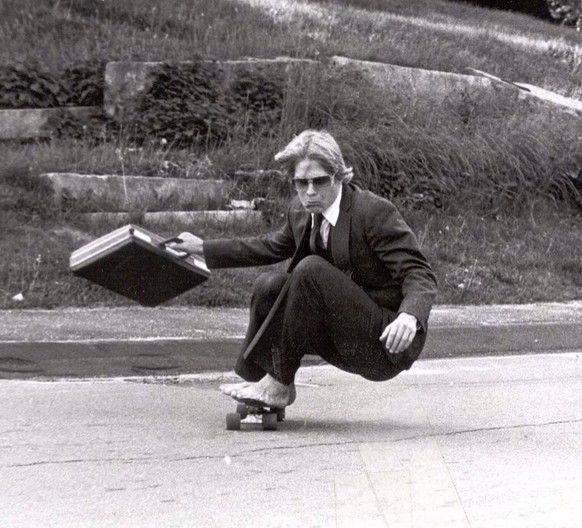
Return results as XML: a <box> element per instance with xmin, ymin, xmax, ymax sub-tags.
<box><xmin>262</xmin><ymin>413</ymin><xmax>278</xmax><ymax>431</ymax></box>
<box><xmin>276</xmin><ymin>408</ymin><xmax>285</xmax><ymax>422</ymax></box>
<box><xmin>236</xmin><ymin>403</ymin><xmax>248</xmax><ymax>419</ymax></box>
<box><xmin>226</xmin><ymin>413</ymin><xmax>241</xmax><ymax>431</ymax></box>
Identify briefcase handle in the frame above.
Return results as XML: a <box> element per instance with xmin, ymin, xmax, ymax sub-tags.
<box><xmin>158</xmin><ymin>236</ymin><xmax>184</xmax><ymax>247</ymax></box>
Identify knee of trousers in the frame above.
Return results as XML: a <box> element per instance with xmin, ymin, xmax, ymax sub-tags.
<box><xmin>291</xmin><ymin>255</ymin><xmax>330</xmax><ymax>282</ymax></box>
<box><xmin>288</xmin><ymin>255</ymin><xmax>332</xmax><ymax>296</ymax></box>
<box><xmin>252</xmin><ymin>271</ymin><xmax>288</xmax><ymax>301</ymax></box>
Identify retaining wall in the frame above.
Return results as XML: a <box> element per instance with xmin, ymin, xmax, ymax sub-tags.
<box><xmin>0</xmin><ymin>107</ymin><xmax>101</xmax><ymax>140</ymax></box>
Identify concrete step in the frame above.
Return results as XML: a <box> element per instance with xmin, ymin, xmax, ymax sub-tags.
<box><xmin>330</xmin><ymin>56</ymin><xmax>500</xmax><ymax>104</ymax></box>
<box><xmin>81</xmin><ymin>210</ymin><xmax>264</xmax><ymax>230</ymax></box>
<box><xmin>0</xmin><ymin>107</ymin><xmax>101</xmax><ymax>140</ymax></box>
<box><xmin>41</xmin><ymin>173</ymin><xmax>231</xmax><ymax>212</ymax></box>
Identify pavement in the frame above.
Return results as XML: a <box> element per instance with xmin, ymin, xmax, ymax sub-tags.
<box><xmin>1</xmin><ymin>301</ymin><xmax>582</xmax><ymax>527</ymax></box>
<box><xmin>1</xmin><ymin>301</ymin><xmax>582</xmax><ymax>378</ymax></box>
<box><xmin>1</xmin><ymin>354</ymin><xmax>581</xmax><ymax>527</ymax></box>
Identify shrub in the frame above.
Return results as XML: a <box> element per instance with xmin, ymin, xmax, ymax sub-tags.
<box><xmin>0</xmin><ymin>64</ymin><xmax>68</xmax><ymax>109</ymax></box>
<box><xmin>452</xmin><ymin>0</ymin><xmax>552</xmax><ymax>20</ymax></box>
<box><xmin>61</xmin><ymin>62</ymin><xmax>105</xmax><ymax>107</ymax></box>
<box><xmin>129</xmin><ymin>61</ymin><xmax>285</xmax><ymax>147</ymax></box>
<box><xmin>548</xmin><ymin>0</ymin><xmax>582</xmax><ymax>28</ymax></box>
<box><xmin>0</xmin><ymin>62</ymin><xmax>104</xmax><ymax>109</ymax></box>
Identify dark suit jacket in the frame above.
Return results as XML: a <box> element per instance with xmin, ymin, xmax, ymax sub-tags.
<box><xmin>204</xmin><ymin>183</ymin><xmax>437</xmax><ymax>330</ymax></box>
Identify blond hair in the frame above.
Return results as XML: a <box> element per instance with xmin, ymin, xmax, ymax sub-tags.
<box><xmin>274</xmin><ymin>129</ymin><xmax>353</xmax><ymax>183</ymax></box>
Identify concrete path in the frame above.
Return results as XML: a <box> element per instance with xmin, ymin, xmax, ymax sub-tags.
<box><xmin>1</xmin><ymin>301</ymin><xmax>582</xmax><ymax>378</ymax></box>
<box><xmin>1</xmin><ymin>353</ymin><xmax>581</xmax><ymax>527</ymax></box>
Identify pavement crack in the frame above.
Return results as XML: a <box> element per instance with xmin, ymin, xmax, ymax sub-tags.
<box><xmin>5</xmin><ymin>420</ymin><xmax>580</xmax><ymax>468</ymax></box>
<box><xmin>432</xmin><ymin>418</ymin><xmax>582</xmax><ymax>439</ymax></box>
<box><xmin>210</xmin><ymin>418</ymin><xmax>582</xmax><ymax>458</ymax></box>
<box><xmin>4</xmin><ymin>456</ymin><xmax>157</xmax><ymax>468</ymax></box>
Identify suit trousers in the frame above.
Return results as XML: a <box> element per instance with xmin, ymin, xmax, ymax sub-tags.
<box><xmin>235</xmin><ymin>255</ymin><xmax>421</xmax><ymax>385</ymax></box>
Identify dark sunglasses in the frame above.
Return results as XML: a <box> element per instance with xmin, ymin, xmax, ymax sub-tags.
<box><xmin>292</xmin><ymin>175</ymin><xmax>333</xmax><ymax>190</ymax></box>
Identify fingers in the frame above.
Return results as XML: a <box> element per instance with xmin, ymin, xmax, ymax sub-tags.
<box><xmin>165</xmin><ymin>237</ymin><xmax>190</xmax><ymax>257</ymax></box>
<box><xmin>165</xmin><ymin>232</ymin><xmax>202</xmax><ymax>256</ymax></box>
<box><xmin>379</xmin><ymin>321</ymin><xmax>416</xmax><ymax>355</ymax></box>
<box><xmin>168</xmin><ymin>232</ymin><xmax>189</xmax><ymax>249</ymax></box>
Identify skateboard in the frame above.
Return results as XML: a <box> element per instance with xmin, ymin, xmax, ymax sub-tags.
<box><xmin>226</xmin><ymin>399</ymin><xmax>286</xmax><ymax>431</ymax></box>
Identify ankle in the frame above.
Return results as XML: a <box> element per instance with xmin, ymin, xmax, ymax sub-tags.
<box><xmin>264</xmin><ymin>374</ymin><xmax>290</xmax><ymax>391</ymax></box>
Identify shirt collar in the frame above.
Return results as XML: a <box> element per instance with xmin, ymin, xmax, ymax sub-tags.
<box><xmin>312</xmin><ymin>185</ymin><xmax>342</xmax><ymax>227</ymax></box>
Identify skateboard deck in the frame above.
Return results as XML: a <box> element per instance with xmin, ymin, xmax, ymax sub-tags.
<box><xmin>226</xmin><ymin>398</ymin><xmax>286</xmax><ymax>431</ymax></box>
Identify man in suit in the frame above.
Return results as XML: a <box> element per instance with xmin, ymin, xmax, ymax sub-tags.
<box><xmin>170</xmin><ymin>130</ymin><xmax>438</xmax><ymax>409</ymax></box>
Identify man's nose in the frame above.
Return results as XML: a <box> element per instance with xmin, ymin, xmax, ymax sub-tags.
<box><xmin>305</xmin><ymin>181</ymin><xmax>317</xmax><ymax>195</ymax></box>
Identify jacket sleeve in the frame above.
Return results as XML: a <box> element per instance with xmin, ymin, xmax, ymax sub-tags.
<box><xmin>202</xmin><ymin>208</ymin><xmax>296</xmax><ymax>269</ymax></box>
<box><xmin>364</xmin><ymin>196</ymin><xmax>438</xmax><ymax>330</ymax></box>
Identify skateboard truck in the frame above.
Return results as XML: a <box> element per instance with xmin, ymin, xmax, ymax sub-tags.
<box><xmin>226</xmin><ymin>402</ymin><xmax>286</xmax><ymax>431</ymax></box>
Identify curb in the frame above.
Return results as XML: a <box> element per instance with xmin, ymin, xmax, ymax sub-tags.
<box><xmin>1</xmin><ymin>321</ymin><xmax>581</xmax><ymax>379</ymax></box>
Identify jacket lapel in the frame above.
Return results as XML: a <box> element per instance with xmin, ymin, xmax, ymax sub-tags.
<box><xmin>286</xmin><ymin>213</ymin><xmax>311</xmax><ymax>272</ymax></box>
<box><xmin>330</xmin><ymin>184</ymin><xmax>354</xmax><ymax>276</ymax></box>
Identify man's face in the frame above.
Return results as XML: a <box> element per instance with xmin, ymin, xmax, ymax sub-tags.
<box><xmin>293</xmin><ymin>159</ymin><xmax>341</xmax><ymax>213</ymax></box>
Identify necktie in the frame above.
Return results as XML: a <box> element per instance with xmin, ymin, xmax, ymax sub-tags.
<box><xmin>309</xmin><ymin>213</ymin><xmax>323</xmax><ymax>254</ymax></box>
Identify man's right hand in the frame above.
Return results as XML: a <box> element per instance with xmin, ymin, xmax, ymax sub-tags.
<box><xmin>379</xmin><ymin>312</ymin><xmax>418</xmax><ymax>355</ymax></box>
<box><xmin>165</xmin><ymin>232</ymin><xmax>204</xmax><ymax>257</ymax></box>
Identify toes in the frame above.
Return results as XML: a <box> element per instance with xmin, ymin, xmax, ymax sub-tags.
<box><xmin>235</xmin><ymin>386</ymin><xmax>254</xmax><ymax>399</ymax></box>
<box><xmin>220</xmin><ymin>382</ymin><xmax>250</xmax><ymax>395</ymax></box>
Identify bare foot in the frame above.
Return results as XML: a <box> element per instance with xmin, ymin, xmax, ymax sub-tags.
<box><xmin>219</xmin><ymin>381</ymin><xmax>251</xmax><ymax>396</ymax></box>
<box><xmin>232</xmin><ymin>374</ymin><xmax>297</xmax><ymax>408</ymax></box>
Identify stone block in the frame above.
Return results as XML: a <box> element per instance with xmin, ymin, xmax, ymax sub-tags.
<box><xmin>40</xmin><ymin>173</ymin><xmax>230</xmax><ymax>212</ymax></box>
<box><xmin>82</xmin><ymin>210</ymin><xmax>264</xmax><ymax>230</ymax></box>
<box><xmin>330</xmin><ymin>56</ymin><xmax>516</xmax><ymax>104</ymax></box>
<box><xmin>0</xmin><ymin>107</ymin><xmax>101</xmax><ymax>140</ymax></box>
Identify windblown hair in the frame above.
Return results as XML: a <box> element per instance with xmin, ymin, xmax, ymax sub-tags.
<box><xmin>274</xmin><ymin>129</ymin><xmax>353</xmax><ymax>184</ymax></box>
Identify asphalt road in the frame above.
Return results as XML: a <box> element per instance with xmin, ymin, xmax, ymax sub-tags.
<box><xmin>1</xmin><ymin>352</ymin><xmax>581</xmax><ymax>528</ymax></box>
<box><xmin>1</xmin><ymin>302</ymin><xmax>582</xmax><ymax>378</ymax></box>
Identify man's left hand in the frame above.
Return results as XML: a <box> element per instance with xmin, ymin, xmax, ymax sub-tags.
<box><xmin>379</xmin><ymin>313</ymin><xmax>418</xmax><ymax>355</ymax></box>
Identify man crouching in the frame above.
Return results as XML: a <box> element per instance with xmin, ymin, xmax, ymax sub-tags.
<box><xmin>169</xmin><ymin>129</ymin><xmax>438</xmax><ymax>409</ymax></box>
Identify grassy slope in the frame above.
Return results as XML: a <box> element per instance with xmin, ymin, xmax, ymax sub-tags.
<box><xmin>1</xmin><ymin>0</ymin><xmax>581</xmax><ymax>309</ymax></box>
<box><xmin>1</xmin><ymin>0</ymin><xmax>580</xmax><ymax>94</ymax></box>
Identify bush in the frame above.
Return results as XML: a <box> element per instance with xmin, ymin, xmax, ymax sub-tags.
<box><xmin>0</xmin><ymin>63</ymin><xmax>67</xmax><ymax>109</ymax></box>
<box><xmin>0</xmin><ymin>62</ymin><xmax>104</xmax><ymax>109</ymax></box>
<box><xmin>131</xmin><ymin>61</ymin><xmax>285</xmax><ymax>146</ymax></box>
<box><xmin>452</xmin><ymin>0</ymin><xmax>552</xmax><ymax>19</ymax></box>
<box><xmin>548</xmin><ymin>0</ymin><xmax>582</xmax><ymax>28</ymax></box>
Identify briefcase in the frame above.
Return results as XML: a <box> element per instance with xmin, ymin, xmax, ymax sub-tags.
<box><xmin>70</xmin><ymin>224</ymin><xmax>210</xmax><ymax>306</ymax></box>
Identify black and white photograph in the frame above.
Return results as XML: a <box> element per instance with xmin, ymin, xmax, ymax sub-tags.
<box><xmin>1</xmin><ymin>0</ymin><xmax>581</xmax><ymax>526</ymax></box>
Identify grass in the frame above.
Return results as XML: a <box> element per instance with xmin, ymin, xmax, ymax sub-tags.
<box><xmin>1</xmin><ymin>0</ymin><xmax>580</xmax><ymax>95</ymax></box>
<box><xmin>0</xmin><ymin>0</ymin><xmax>581</xmax><ymax>309</ymax></box>
<box><xmin>406</xmin><ymin>206</ymin><xmax>582</xmax><ymax>305</ymax></box>
<box><xmin>2</xmin><ymin>201</ymin><xmax>581</xmax><ymax>309</ymax></box>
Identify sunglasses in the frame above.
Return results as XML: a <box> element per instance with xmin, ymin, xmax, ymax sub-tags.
<box><xmin>292</xmin><ymin>175</ymin><xmax>333</xmax><ymax>190</ymax></box>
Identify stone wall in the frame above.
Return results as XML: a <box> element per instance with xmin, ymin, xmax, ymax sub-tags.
<box><xmin>0</xmin><ymin>107</ymin><xmax>101</xmax><ymax>141</ymax></box>
<box><xmin>330</xmin><ymin>56</ymin><xmax>507</xmax><ymax>104</ymax></box>
<box><xmin>2</xmin><ymin>55</ymin><xmax>579</xmax><ymax>141</ymax></box>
